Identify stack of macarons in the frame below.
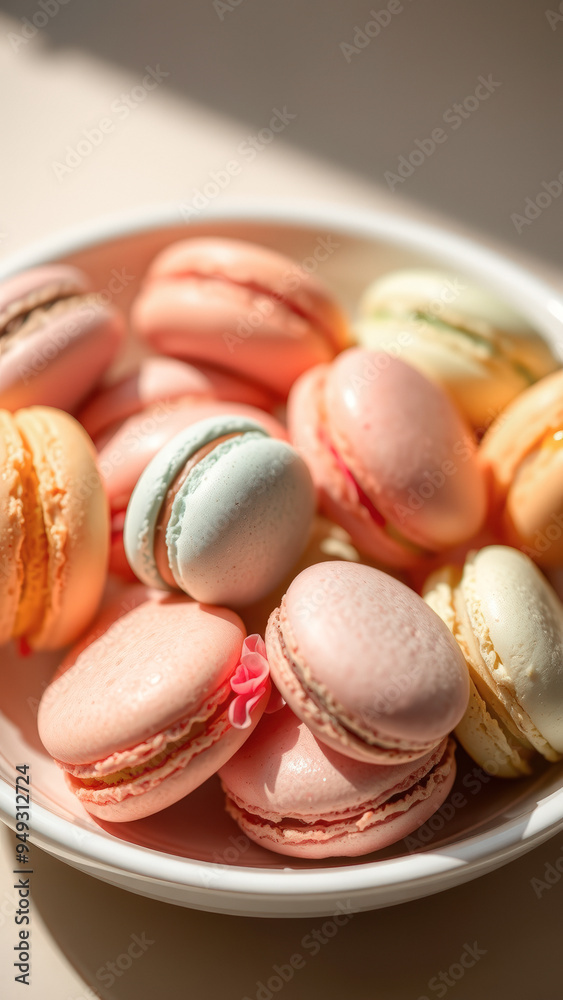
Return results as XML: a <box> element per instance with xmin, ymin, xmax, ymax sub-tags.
<box><xmin>2</xmin><ymin>240</ymin><xmax>563</xmax><ymax>863</ymax></box>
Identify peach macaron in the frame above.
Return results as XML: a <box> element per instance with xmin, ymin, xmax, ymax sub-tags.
<box><xmin>131</xmin><ymin>237</ymin><xmax>350</xmax><ymax>399</ymax></box>
<box><xmin>0</xmin><ymin>406</ymin><xmax>108</xmax><ymax>650</ymax></box>
<box><xmin>37</xmin><ymin>588</ymin><xmax>271</xmax><ymax>822</ymax></box>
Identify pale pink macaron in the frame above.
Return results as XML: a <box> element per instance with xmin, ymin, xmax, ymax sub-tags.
<box><xmin>219</xmin><ymin>708</ymin><xmax>456</xmax><ymax>858</ymax></box>
<box><xmin>37</xmin><ymin>587</ymin><xmax>271</xmax><ymax>822</ymax></box>
<box><xmin>97</xmin><ymin>397</ymin><xmax>287</xmax><ymax>577</ymax></box>
<box><xmin>131</xmin><ymin>237</ymin><xmax>350</xmax><ymax>399</ymax></box>
<box><xmin>0</xmin><ymin>265</ymin><xmax>125</xmax><ymax>412</ymax></box>
<box><xmin>288</xmin><ymin>348</ymin><xmax>487</xmax><ymax>567</ymax></box>
<box><xmin>78</xmin><ymin>356</ymin><xmax>276</xmax><ymax>440</ymax></box>
<box><xmin>265</xmin><ymin>561</ymin><xmax>469</xmax><ymax>764</ymax></box>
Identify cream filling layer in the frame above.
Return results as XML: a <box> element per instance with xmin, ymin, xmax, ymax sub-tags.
<box><xmin>223</xmin><ymin>738</ymin><xmax>454</xmax><ymax>844</ymax></box>
<box><xmin>62</xmin><ymin>680</ymin><xmax>232</xmax><ymax>802</ymax></box>
<box><xmin>429</xmin><ymin>568</ymin><xmax>558</xmax><ymax>762</ymax></box>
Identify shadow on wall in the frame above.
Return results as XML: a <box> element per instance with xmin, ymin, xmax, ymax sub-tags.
<box><xmin>1</xmin><ymin>0</ymin><xmax>562</xmax><ymax>265</ymax></box>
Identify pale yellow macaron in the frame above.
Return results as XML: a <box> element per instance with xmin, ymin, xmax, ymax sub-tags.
<box><xmin>354</xmin><ymin>269</ymin><xmax>559</xmax><ymax>431</ymax></box>
<box><xmin>423</xmin><ymin>545</ymin><xmax>563</xmax><ymax>778</ymax></box>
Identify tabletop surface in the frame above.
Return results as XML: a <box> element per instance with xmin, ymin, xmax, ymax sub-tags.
<box><xmin>1</xmin><ymin>4</ymin><xmax>562</xmax><ymax>997</ymax></box>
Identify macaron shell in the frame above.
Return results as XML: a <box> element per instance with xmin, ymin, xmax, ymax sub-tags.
<box><xmin>219</xmin><ymin>708</ymin><xmax>456</xmax><ymax>858</ymax></box>
<box><xmin>0</xmin><ymin>264</ymin><xmax>88</xmax><ymax>316</ymax></box>
<box><xmin>0</xmin><ymin>411</ymin><xmax>28</xmax><ymax>642</ymax></box>
<box><xmin>98</xmin><ymin>399</ymin><xmax>287</xmax><ymax>514</ymax></box>
<box><xmin>325</xmin><ymin>350</ymin><xmax>486</xmax><ymax>550</ymax></box>
<box><xmin>141</xmin><ymin>237</ymin><xmax>349</xmax><ymax>352</ymax></box>
<box><xmin>462</xmin><ymin>546</ymin><xmax>563</xmax><ymax>756</ymax></box>
<box><xmin>133</xmin><ymin>278</ymin><xmax>336</xmax><ymax>398</ymax></box>
<box><xmin>132</xmin><ymin>237</ymin><xmax>349</xmax><ymax>398</ymax></box>
<box><xmin>359</xmin><ymin>268</ymin><xmax>542</xmax><ymax>340</ymax></box>
<box><xmin>38</xmin><ymin>594</ymin><xmax>246</xmax><ymax>765</ymax></box>
<box><xmin>167</xmin><ymin>434</ymin><xmax>316</xmax><ymax>605</ymax></box>
<box><xmin>454</xmin><ymin>678</ymin><xmax>534</xmax><ymax>778</ymax></box>
<box><xmin>78</xmin><ymin>357</ymin><xmax>275</xmax><ymax>440</ymax></box>
<box><xmin>70</xmin><ymin>705</ymin><xmax>269</xmax><ymax>823</ymax></box>
<box><xmin>124</xmin><ymin>415</ymin><xmax>272</xmax><ymax>590</ymax></box>
<box><xmin>353</xmin><ymin>316</ymin><xmax>535</xmax><ymax>431</ymax></box>
<box><xmin>480</xmin><ymin>368</ymin><xmax>563</xmax><ymax>504</ymax></box>
<box><xmin>266</xmin><ymin>561</ymin><xmax>469</xmax><ymax>760</ymax></box>
<box><xmin>288</xmin><ymin>364</ymin><xmax>417</xmax><ymax>567</ymax></box>
<box><xmin>14</xmin><ymin>406</ymin><xmax>109</xmax><ymax>649</ymax></box>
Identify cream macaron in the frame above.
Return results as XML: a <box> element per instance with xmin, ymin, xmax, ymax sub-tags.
<box><xmin>354</xmin><ymin>269</ymin><xmax>559</xmax><ymax>431</ymax></box>
<box><xmin>424</xmin><ymin>545</ymin><xmax>563</xmax><ymax>777</ymax></box>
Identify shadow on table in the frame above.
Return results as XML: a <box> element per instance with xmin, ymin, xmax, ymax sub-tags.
<box><xmin>0</xmin><ymin>0</ymin><xmax>562</xmax><ymax>265</ymax></box>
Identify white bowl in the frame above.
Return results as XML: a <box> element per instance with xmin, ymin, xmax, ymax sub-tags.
<box><xmin>1</xmin><ymin>201</ymin><xmax>563</xmax><ymax>918</ymax></box>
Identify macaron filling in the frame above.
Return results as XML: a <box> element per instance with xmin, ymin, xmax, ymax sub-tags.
<box><xmin>319</xmin><ymin>427</ymin><xmax>427</xmax><ymax>556</ymax></box>
<box><xmin>222</xmin><ymin>737</ymin><xmax>454</xmax><ymax>847</ymax></box>
<box><xmin>153</xmin><ymin>431</ymin><xmax>244</xmax><ymax>587</ymax></box>
<box><xmin>0</xmin><ymin>280</ymin><xmax>91</xmax><ymax>343</ymax></box>
<box><xmin>435</xmin><ymin>565</ymin><xmax>560</xmax><ymax>762</ymax></box>
<box><xmin>155</xmin><ymin>264</ymin><xmax>343</xmax><ymax>352</ymax></box>
<box><xmin>59</xmin><ymin>634</ymin><xmax>270</xmax><ymax>806</ymax></box>
<box><xmin>269</xmin><ymin>606</ymin><xmax>440</xmax><ymax>760</ymax></box>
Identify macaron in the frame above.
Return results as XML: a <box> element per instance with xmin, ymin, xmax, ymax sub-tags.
<box><xmin>354</xmin><ymin>269</ymin><xmax>559</xmax><ymax>430</ymax></box>
<box><xmin>37</xmin><ymin>588</ymin><xmax>271</xmax><ymax>822</ymax></box>
<box><xmin>0</xmin><ymin>406</ymin><xmax>108</xmax><ymax>650</ymax></box>
<box><xmin>131</xmin><ymin>237</ymin><xmax>350</xmax><ymax>398</ymax></box>
<box><xmin>480</xmin><ymin>368</ymin><xmax>563</xmax><ymax>566</ymax></box>
<box><xmin>219</xmin><ymin>707</ymin><xmax>457</xmax><ymax>859</ymax></box>
<box><xmin>265</xmin><ymin>561</ymin><xmax>469</xmax><ymax>764</ymax></box>
<box><xmin>78</xmin><ymin>356</ymin><xmax>276</xmax><ymax>440</ymax></box>
<box><xmin>0</xmin><ymin>265</ymin><xmax>125</xmax><ymax>412</ymax></box>
<box><xmin>101</xmin><ymin>400</ymin><xmax>287</xmax><ymax>578</ymax></box>
<box><xmin>288</xmin><ymin>348</ymin><xmax>487</xmax><ymax>567</ymax></box>
<box><xmin>423</xmin><ymin>545</ymin><xmax>563</xmax><ymax>777</ymax></box>
<box><xmin>124</xmin><ymin>414</ymin><xmax>316</xmax><ymax>605</ymax></box>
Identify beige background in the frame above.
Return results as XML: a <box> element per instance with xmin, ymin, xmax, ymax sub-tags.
<box><xmin>1</xmin><ymin>4</ymin><xmax>563</xmax><ymax>997</ymax></box>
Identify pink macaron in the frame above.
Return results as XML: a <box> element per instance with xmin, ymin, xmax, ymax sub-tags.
<box><xmin>288</xmin><ymin>348</ymin><xmax>487</xmax><ymax>567</ymax></box>
<box><xmin>97</xmin><ymin>398</ymin><xmax>287</xmax><ymax>578</ymax></box>
<box><xmin>37</xmin><ymin>587</ymin><xmax>270</xmax><ymax>822</ymax></box>
<box><xmin>131</xmin><ymin>237</ymin><xmax>350</xmax><ymax>399</ymax></box>
<box><xmin>78</xmin><ymin>356</ymin><xmax>276</xmax><ymax>440</ymax></box>
<box><xmin>265</xmin><ymin>561</ymin><xmax>469</xmax><ymax>764</ymax></box>
<box><xmin>0</xmin><ymin>265</ymin><xmax>125</xmax><ymax>412</ymax></box>
<box><xmin>219</xmin><ymin>707</ymin><xmax>457</xmax><ymax>859</ymax></box>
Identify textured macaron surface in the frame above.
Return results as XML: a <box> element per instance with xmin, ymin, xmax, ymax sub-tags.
<box><xmin>268</xmin><ymin>561</ymin><xmax>469</xmax><ymax>748</ymax></box>
<box><xmin>219</xmin><ymin>707</ymin><xmax>456</xmax><ymax>857</ymax></box>
<box><xmin>461</xmin><ymin>546</ymin><xmax>563</xmax><ymax>754</ymax></box>
<box><xmin>37</xmin><ymin>594</ymin><xmax>246</xmax><ymax>766</ymax></box>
